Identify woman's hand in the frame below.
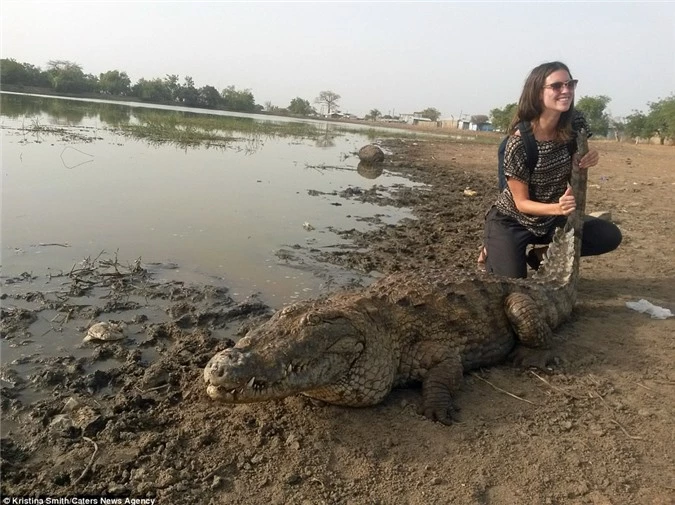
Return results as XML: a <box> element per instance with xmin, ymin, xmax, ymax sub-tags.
<box><xmin>558</xmin><ymin>186</ymin><xmax>576</xmax><ymax>216</ymax></box>
<box><xmin>578</xmin><ymin>149</ymin><xmax>599</xmax><ymax>169</ymax></box>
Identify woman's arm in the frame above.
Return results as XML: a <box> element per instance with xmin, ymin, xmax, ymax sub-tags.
<box><xmin>508</xmin><ymin>178</ymin><xmax>576</xmax><ymax>216</ymax></box>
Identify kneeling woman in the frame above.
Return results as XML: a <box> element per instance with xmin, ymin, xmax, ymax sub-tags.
<box><xmin>482</xmin><ymin>61</ymin><xmax>621</xmax><ymax>278</ymax></box>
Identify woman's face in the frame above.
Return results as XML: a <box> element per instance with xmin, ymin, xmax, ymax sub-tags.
<box><xmin>541</xmin><ymin>69</ymin><xmax>575</xmax><ymax>114</ymax></box>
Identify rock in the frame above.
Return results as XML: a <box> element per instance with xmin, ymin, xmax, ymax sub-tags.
<box><xmin>358</xmin><ymin>144</ymin><xmax>384</xmax><ymax>163</ymax></box>
<box><xmin>49</xmin><ymin>414</ymin><xmax>72</xmax><ymax>430</ymax></box>
<box><xmin>588</xmin><ymin>211</ymin><xmax>612</xmax><ymax>221</ymax></box>
<box><xmin>83</xmin><ymin>321</ymin><xmax>124</xmax><ymax>342</ymax></box>
<box><xmin>62</xmin><ymin>397</ymin><xmax>82</xmax><ymax>413</ymax></box>
<box><xmin>70</xmin><ymin>405</ymin><xmax>107</xmax><ymax>436</ymax></box>
<box><xmin>285</xmin><ymin>433</ymin><xmax>301</xmax><ymax>450</ymax></box>
<box><xmin>139</xmin><ymin>362</ymin><xmax>170</xmax><ymax>390</ymax></box>
<box><xmin>285</xmin><ymin>473</ymin><xmax>302</xmax><ymax>485</ymax></box>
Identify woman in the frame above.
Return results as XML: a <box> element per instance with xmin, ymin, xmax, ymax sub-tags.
<box><xmin>481</xmin><ymin>61</ymin><xmax>622</xmax><ymax>278</ymax></box>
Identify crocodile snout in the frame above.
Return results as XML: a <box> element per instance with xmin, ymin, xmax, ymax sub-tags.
<box><xmin>204</xmin><ymin>348</ymin><xmax>245</xmax><ymax>385</ymax></box>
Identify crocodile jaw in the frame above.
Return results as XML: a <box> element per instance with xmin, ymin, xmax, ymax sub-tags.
<box><xmin>203</xmin><ymin>347</ymin><xmax>354</xmax><ymax>403</ymax></box>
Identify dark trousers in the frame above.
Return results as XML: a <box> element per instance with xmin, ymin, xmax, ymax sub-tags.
<box><xmin>483</xmin><ymin>207</ymin><xmax>622</xmax><ymax>278</ymax></box>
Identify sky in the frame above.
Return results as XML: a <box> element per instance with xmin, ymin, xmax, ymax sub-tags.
<box><xmin>2</xmin><ymin>1</ymin><xmax>674</xmax><ymax>119</ymax></box>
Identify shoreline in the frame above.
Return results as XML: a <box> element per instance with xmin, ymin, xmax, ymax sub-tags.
<box><xmin>1</xmin><ymin>137</ymin><xmax>674</xmax><ymax>504</ymax></box>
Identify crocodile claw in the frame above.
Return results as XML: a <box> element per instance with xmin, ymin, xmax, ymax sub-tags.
<box><xmin>417</xmin><ymin>402</ymin><xmax>461</xmax><ymax>425</ymax></box>
<box><xmin>510</xmin><ymin>346</ymin><xmax>556</xmax><ymax>371</ymax></box>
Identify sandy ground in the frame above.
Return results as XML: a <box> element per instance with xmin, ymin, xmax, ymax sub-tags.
<box><xmin>1</xmin><ymin>135</ymin><xmax>674</xmax><ymax>505</ymax></box>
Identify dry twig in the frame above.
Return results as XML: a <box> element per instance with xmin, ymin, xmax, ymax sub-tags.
<box><xmin>134</xmin><ymin>384</ymin><xmax>171</xmax><ymax>394</ymax></box>
<box><xmin>592</xmin><ymin>390</ymin><xmax>612</xmax><ymax>409</ymax></box>
<box><xmin>635</xmin><ymin>382</ymin><xmax>657</xmax><ymax>394</ymax></box>
<box><xmin>71</xmin><ymin>436</ymin><xmax>99</xmax><ymax>487</ymax></box>
<box><xmin>470</xmin><ymin>372</ymin><xmax>537</xmax><ymax>406</ymax></box>
<box><xmin>610</xmin><ymin>420</ymin><xmax>644</xmax><ymax>441</ymax></box>
<box><xmin>530</xmin><ymin>371</ymin><xmax>584</xmax><ymax>400</ymax></box>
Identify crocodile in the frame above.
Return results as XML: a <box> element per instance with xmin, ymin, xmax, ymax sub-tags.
<box><xmin>204</xmin><ymin>132</ymin><xmax>590</xmax><ymax>424</ymax></box>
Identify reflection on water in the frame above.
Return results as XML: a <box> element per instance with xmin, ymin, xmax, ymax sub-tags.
<box><xmin>357</xmin><ymin>162</ymin><xmax>384</xmax><ymax>179</ymax></box>
<box><xmin>1</xmin><ymin>93</ymin><xmax>422</xmax><ymax>307</ymax></box>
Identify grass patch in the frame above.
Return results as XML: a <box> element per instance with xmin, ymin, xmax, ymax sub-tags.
<box><xmin>117</xmin><ymin>109</ymin><xmax>427</xmax><ymax>148</ymax></box>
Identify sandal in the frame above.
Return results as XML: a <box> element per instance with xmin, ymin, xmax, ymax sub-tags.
<box><xmin>527</xmin><ymin>247</ymin><xmax>547</xmax><ymax>271</ymax></box>
<box><xmin>477</xmin><ymin>246</ymin><xmax>487</xmax><ymax>272</ymax></box>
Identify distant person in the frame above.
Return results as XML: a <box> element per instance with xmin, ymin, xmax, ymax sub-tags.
<box><xmin>479</xmin><ymin>61</ymin><xmax>621</xmax><ymax>278</ymax></box>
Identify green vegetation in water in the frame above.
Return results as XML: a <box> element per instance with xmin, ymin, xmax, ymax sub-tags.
<box><xmin>118</xmin><ymin>109</ymin><xmax>426</xmax><ymax>149</ymax></box>
<box><xmin>2</xmin><ymin>93</ymin><xmax>479</xmax><ymax>151</ymax></box>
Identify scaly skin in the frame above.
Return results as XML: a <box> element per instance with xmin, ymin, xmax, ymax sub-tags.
<box><xmin>204</xmin><ymin>244</ymin><xmax>575</xmax><ymax>424</ymax></box>
<box><xmin>204</xmin><ymin>132</ymin><xmax>589</xmax><ymax>424</ymax></box>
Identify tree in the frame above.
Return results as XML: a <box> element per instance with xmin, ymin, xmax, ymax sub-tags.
<box><xmin>21</xmin><ymin>62</ymin><xmax>50</xmax><ymax>87</ymax></box>
<box><xmin>623</xmin><ymin>112</ymin><xmax>649</xmax><ymax>141</ymax></box>
<box><xmin>288</xmin><ymin>97</ymin><xmax>315</xmax><ymax>116</ymax></box>
<box><xmin>164</xmin><ymin>74</ymin><xmax>181</xmax><ymax>103</ymax></box>
<box><xmin>575</xmin><ymin>95</ymin><xmax>611</xmax><ymax>137</ymax></box>
<box><xmin>99</xmin><ymin>70</ymin><xmax>131</xmax><ymax>95</ymax></box>
<box><xmin>0</xmin><ymin>58</ymin><xmax>28</xmax><ymax>85</ymax></box>
<box><xmin>490</xmin><ymin>103</ymin><xmax>517</xmax><ymax>132</ymax></box>
<box><xmin>221</xmin><ymin>86</ymin><xmax>256</xmax><ymax>112</ymax></box>
<box><xmin>178</xmin><ymin>76</ymin><xmax>200</xmax><ymax>106</ymax></box>
<box><xmin>198</xmin><ymin>85</ymin><xmax>222</xmax><ymax>109</ymax></box>
<box><xmin>315</xmin><ymin>90</ymin><xmax>340</xmax><ymax>116</ymax></box>
<box><xmin>470</xmin><ymin>114</ymin><xmax>489</xmax><ymax>125</ymax></box>
<box><xmin>132</xmin><ymin>78</ymin><xmax>172</xmax><ymax>103</ymax></box>
<box><xmin>419</xmin><ymin>107</ymin><xmax>441</xmax><ymax>121</ymax></box>
<box><xmin>46</xmin><ymin>60</ymin><xmax>94</xmax><ymax>93</ymax></box>
<box><xmin>645</xmin><ymin>95</ymin><xmax>675</xmax><ymax>145</ymax></box>
<box><xmin>366</xmin><ymin>109</ymin><xmax>382</xmax><ymax>121</ymax></box>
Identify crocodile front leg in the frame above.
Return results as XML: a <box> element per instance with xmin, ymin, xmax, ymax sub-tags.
<box><xmin>413</xmin><ymin>342</ymin><xmax>464</xmax><ymax>424</ymax></box>
<box><xmin>504</xmin><ymin>292</ymin><xmax>554</xmax><ymax>368</ymax></box>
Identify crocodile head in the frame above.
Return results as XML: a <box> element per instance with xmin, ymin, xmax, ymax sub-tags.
<box><xmin>204</xmin><ymin>295</ymin><xmax>393</xmax><ymax>407</ymax></box>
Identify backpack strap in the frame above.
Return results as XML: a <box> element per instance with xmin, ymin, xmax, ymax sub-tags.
<box><xmin>498</xmin><ymin>121</ymin><xmax>538</xmax><ymax>191</ymax></box>
<box><xmin>517</xmin><ymin>121</ymin><xmax>538</xmax><ymax>172</ymax></box>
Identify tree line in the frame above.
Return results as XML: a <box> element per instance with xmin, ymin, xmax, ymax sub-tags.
<box><xmin>1</xmin><ymin>58</ymin><xmax>446</xmax><ymax>122</ymax></box>
<box><xmin>0</xmin><ymin>58</ymin><xmax>342</xmax><ymax>117</ymax></box>
<box><xmin>490</xmin><ymin>94</ymin><xmax>675</xmax><ymax>144</ymax></box>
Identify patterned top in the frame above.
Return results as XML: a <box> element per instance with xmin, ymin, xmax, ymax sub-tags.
<box><xmin>495</xmin><ymin>112</ymin><xmax>591</xmax><ymax>236</ymax></box>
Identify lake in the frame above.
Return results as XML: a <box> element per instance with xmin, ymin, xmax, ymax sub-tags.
<box><xmin>1</xmin><ymin>93</ymin><xmax>423</xmax><ymax>307</ymax></box>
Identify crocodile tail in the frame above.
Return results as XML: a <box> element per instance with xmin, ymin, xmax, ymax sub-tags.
<box><xmin>531</xmin><ymin>226</ymin><xmax>576</xmax><ymax>286</ymax></box>
<box><xmin>533</xmin><ymin>128</ymin><xmax>588</xmax><ymax>288</ymax></box>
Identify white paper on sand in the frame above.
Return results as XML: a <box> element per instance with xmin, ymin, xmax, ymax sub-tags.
<box><xmin>625</xmin><ymin>299</ymin><xmax>674</xmax><ymax>320</ymax></box>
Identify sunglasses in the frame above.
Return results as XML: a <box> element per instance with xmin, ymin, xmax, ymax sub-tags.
<box><xmin>543</xmin><ymin>79</ymin><xmax>579</xmax><ymax>92</ymax></box>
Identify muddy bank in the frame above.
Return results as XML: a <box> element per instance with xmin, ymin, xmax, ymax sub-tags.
<box><xmin>1</xmin><ymin>137</ymin><xmax>674</xmax><ymax>505</ymax></box>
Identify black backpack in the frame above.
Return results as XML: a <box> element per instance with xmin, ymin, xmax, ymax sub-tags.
<box><xmin>497</xmin><ymin>121</ymin><xmax>578</xmax><ymax>191</ymax></box>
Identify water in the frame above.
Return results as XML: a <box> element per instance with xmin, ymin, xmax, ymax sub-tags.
<box><xmin>1</xmin><ymin>93</ymin><xmax>422</xmax><ymax>306</ymax></box>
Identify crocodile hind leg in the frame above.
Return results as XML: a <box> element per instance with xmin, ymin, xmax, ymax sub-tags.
<box><xmin>504</xmin><ymin>292</ymin><xmax>555</xmax><ymax>369</ymax></box>
<box><xmin>414</xmin><ymin>343</ymin><xmax>464</xmax><ymax>425</ymax></box>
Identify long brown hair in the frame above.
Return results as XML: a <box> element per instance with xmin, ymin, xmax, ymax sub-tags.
<box><xmin>509</xmin><ymin>61</ymin><xmax>575</xmax><ymax>142</ymax></box>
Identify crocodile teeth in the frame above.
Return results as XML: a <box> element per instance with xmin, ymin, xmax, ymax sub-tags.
<box><xmin>247</xmin><ymin>377</ymin><xmax>256</xmax><ymax>388</ymax></box>
<box><xmin>288</xmin><ymin>364</ymin><xmax>294</xmax><ymax>373</ymax></box>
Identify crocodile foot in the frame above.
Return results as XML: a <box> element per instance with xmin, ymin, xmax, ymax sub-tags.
<box><xmin>509</xmin><ymin>346</ymin><xmax>557</xmax><ymax>371</ymax></box>
<box><xmin>417</xmin><ymin>402</ymin><xmax>461</xmax><ymax>425</ymax></box>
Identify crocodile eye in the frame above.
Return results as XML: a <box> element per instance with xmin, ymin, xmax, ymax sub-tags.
<box><xmin>280</xmin><ymin>305</ymin><xmax>297</xmax><ymax>317</ymax></box>
<box><xmin>302</xmin><ymin>313</ymin><xmax>322</xmax><ymax>326</ymax></box>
